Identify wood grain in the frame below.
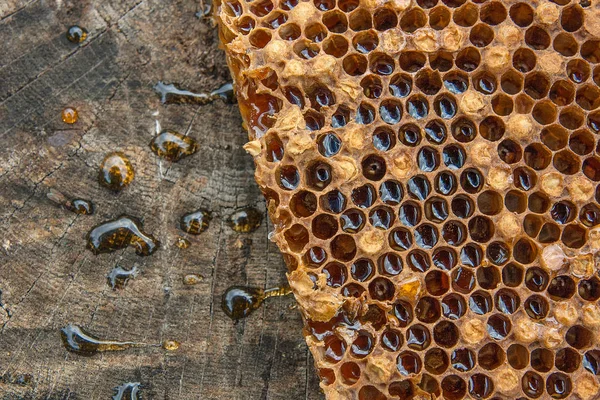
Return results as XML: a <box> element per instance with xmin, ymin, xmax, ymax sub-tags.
<box><xmin>0</xmin><ymin>1</ymin><xmax>323</xmax><ymax>399</ymax></box>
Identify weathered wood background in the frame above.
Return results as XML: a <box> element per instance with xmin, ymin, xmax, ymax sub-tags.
<box><xmin>0</xmin><ymin>1</ymin><xmax>323</xmax><ymax>399</ymax></box>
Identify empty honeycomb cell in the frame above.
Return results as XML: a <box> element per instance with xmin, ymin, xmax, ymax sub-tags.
<box><xmin>399</xmin><ymin>51</ymin><xmax>427</xmax><ymax>72</ymax></box>
<box><xmin>330</xmin><ymin>234</ymin><xmax>356</xmax><ymax>261</ymax></box>
<box><xmin>470</xmin><ymin>23</ymin><xmax>494</xmax><ymax>47</ymax></box>
<box><xmin>400</xmin><ymin>8</ymin><xmax>427</xmax><ymax>33</ymax></box>
<box><xmin>429</xmin><ymin>5</ymin><xmax>451</xmax><ymax>29</ymax></box>
<box><xmin>441</xmin><ymin>375</ymin><xmax>467</xmax><ymax>400</ymax></box>
<box><xmin>430</xmin><ymin>51</ymin><xmax>454</xmax><ymax>72</ymax></box>
<box><xmin>424</xmin><ymin>348</ymin><xmax>449</xmax><ymax>376</ymax></box>
<box><xmin>569</xmin><ymin>129</ymin><xmax>594</xmax><ymax>155</ymax></box>
<box><xmin>554</xmin><ymin>32</ymin><xmax>579</xmax><ymax>57</ymax></box>
<box><xmin>491</xmin><ymin>93</ymin><xmax>513</xmax><ymax>115</ymax></box>
<box><xmin>576</xmin><ymin>84</ymin><xmax>600</xmax><ymax>110</ymax></box>
<box><xmin>561</xmin><ymin>224</ymin><xmax>587</xmax><ymax>248</ymax></box>
<box><xmin>477</xmin><ymin>266</ymin><xmax>501</xmax><ymax>289</ymax></box>
<box><xmin>555</xmin><ymin>347</ymin><xmax>580</xmax><ymax>373</ymax></box>
<box><xmin>513</xmin><ymin>48</ymin><xmax>537</xmax><ymax>73</ymax></box>
<box><xmin>453</xmin><ymin>3</ymin><xmax>478</xmax><ymax>26</ymax></box>
<box><xmin>373</xmin><ymin>8</ymin><xmax>398</xmax><ymax>31</ymax></box>
<box><xmin>531</xmin><ymin>348</ymin><xmax>554</xmax><ymax>373</ymax></box>
<box><xmin>433</xmin><ymin>320</ymin><xmax>459</xmax><ymax>347</ymax></box>
<box><xmin>525</xmin><ymin>26</ymin><xmax>551</xmax><ymax>50</ymax></box>
<box><xmin>561</xmin><ymin>4</ymin><xmax>584</xmax><ymax>32</ymax></box>
<box><xmin>549</xmin><ymin>80</ymin><xmax>576</xmax><ymax>106</ymax></box>
<box><xmin>294</xmin><ymin>40</ymin><xmax>320</xmax><ymax>59</ymax></box>
<box><xmin>509</xmin><ymin>3</ymin><xmax>533</xmax><ymax>26</ymax></box>
<box><xmin>583</xmin><ymin>157</ymin><xmax>600</xmax><ymax>181</ymax></box>
<box><xmin>290</xmin><ymin>190</ymin><xmax>317</xmax><ymax>217</ymax></box>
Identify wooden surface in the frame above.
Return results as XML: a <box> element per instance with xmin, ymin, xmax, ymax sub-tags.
<box><xmin>0</xmin><ymin>1</ymin><xmax>323</xmax><ymax>399</ymax></box>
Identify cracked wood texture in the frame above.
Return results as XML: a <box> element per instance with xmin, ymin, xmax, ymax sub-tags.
<box><xmin>0</xmin><ymin>1</ymin><xmax>323</xmax><ymax>399</ymax></box>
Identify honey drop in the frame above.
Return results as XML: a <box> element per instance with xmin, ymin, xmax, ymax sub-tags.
<box><xmin>107</xmin><ymin>265</ymin><xmax>139</xmax><ymax>289</ymax></box>
<box><xmin>99</xmin><ymin>152</ymin><xmax>134</xmax><ymax>192</ymax></box>
<box><xmin>228</xmin><ymin>207</ymin><xmax>262</xmax><ymax>233</ymax></box>
<box><xmin>183</xmin><ymin>273</ymin><xmax>204</xmax><ymax>285</ymax></box>
<box><xmin>221</xmin><ymin>286</ymin><xmax>291</xmax><ymax>320</ymax></box>
<box><xmin>149</xmin><ymin>130</ymin><xmax>199</xmax><ymax>162</ymax></box>
<box><xmin>113</xmin><ymin>382</ymin><xmax>141</xmax><ymax>400</ymax></box>
<box><xmin>162</xmin><ymin>340</ymin><xmax>180</xmax><ymax>351</ymax></box>
<box><xmin>154</xmin><ymin>81</ymin><xmax>235</xmax><ymax>105</ymax></box>
<box><xmin>66</xmin><ymin>199</ymin><xmax>94</xmax><ymax>215</ymax></box>
<box><xmin>60</xmin><ymin>324</ymin><xmax>143</xmax><ymax>356</ymax></box>
<box><xmin>87</xmin><ymin>215</ymin><xmax>160</xmax><ymax>256</ymax></box>
<box><xmin>180</xmin><ymin>209</ymin><xmax>212</xmax><ymax>234</ymax></box>
<box><xmin>66</xmin><ymin>25</ymin><xmax>88</xmax><ymax>43</ymax></box>
<box><xmin>175</xmin><ymin>237</ymin><xmax>191</xmax><ymax>249</ymax></box>
<box><xmin>61</xmin><ymin>107</ymin><xmax>78</xmax><ymax>124</ymax></box>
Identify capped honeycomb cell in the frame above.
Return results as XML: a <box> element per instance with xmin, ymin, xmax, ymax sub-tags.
<box><xmin>217</xmin><ymin>0</ymin><xmax>600</xmax><ymax>397</ymax></box>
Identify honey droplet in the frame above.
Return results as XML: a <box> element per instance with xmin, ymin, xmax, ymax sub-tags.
<box><xmin>175</xmin><ymin>237</ymin><xmax>191</xmax><ymax>249</ymax></box>
<box><xmin>228</xmin><ymin>207</ymin><xmax>262</xmax><ymax>233</ymax></box>
<box><xmin>154</xmin><ymin>81</ymin><xmax>235</xmax><ymax>105</ymax></box>
<box><xmin>162</xmin><ymin>340</ymin><xmax>180</xmax><ymax>351</ymax></box>
<box><xmin>107</xmin><ymin>266</ymin><xmax>139</xmax><ymax>289</ymax></box>
<box><xmin>99</xmin><ymin>152</ymin><xmax>134</xmax><ymax>192</ymax></box>
<box><xmin>66</xmin><ymin>25</ymin><xmax>88</xmax><ymax>43</ymax></box>
<box><xmin>48</xmin><ymin>188</ymin><xmax>94</xmax><ymax>215</ymax></box>
<box><xmin>61</xmin><ymin>107</ymin><xmax>78</xmax><ymax>124</ymax></box>
<box><xmin>66</xmin><ymin>199</ymin><xmax>94</xmax><ymax>215</ymax></box>
<box><xmin>210</xmin><ymin>82</ymin><xmax>236</xmax><ymax>104</ymax></box>
<box><xmin>221</xmin><ymin>286</ymin><xmax>291</xmax><ymax>320</ymax></box>
<box><xmin>113</xmin><ymin>382</ymin><xmax>141</xmax><ymax>400</ymax></box>
<box><xmin>60</xmin><ymin>324</ymin><xmax>144</xmax><ymax>356</ymax></box>
<box><xmin>180</xmin><ymin>209</ymin><xmax>212</xmax><ymax>234</ymax></box>
<box><xmin>87</xmin><ymin>215</ymin><xmax>160</xmax><ymax>256</ymax></box>
<box><xmin>183</xmin><ymin>273</ymin><xmax>204</xmax><ymax>285</ymax></box>
<box><xmin>149</xmin><ymin>130</ymin><xmax>199</xmax><ymax>162</ymax></box>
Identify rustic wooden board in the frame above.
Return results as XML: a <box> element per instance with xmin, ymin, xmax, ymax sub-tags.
<box><xmin>0</xmin><ymin>1</ymin><xmax>323</xmax><ymax>399</ymax></box>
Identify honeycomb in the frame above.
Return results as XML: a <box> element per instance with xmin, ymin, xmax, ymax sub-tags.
<box><xmin>216</xmin><ymin>0</ymin><xmax>600</xmax><ymax>398</ymax></box>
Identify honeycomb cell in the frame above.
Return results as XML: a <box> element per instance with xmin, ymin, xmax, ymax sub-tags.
<box><xmin>378</xmin><ymin>252</ymin><xmax>403</xmax><ymax>276</ymax></box>
<box><xmin>400</xmin><ymin>201</ymin><xmax>423</xmax><ymax>226</ymax></box>
<box><xmin>323</xmin><ymin>334</ymin><xmax>347</xmax><ymax>363</ymax></box>
<box><xmin>453</xmin><ymin>3</ymin><xmax>478</xmax><ymax>27</ymax></box>
<box><xmin>312</xmin><ymin>214</ymin><xmax>338</xmax><ymax>239</ymax></box>
<box><xmin>343</xmin><ymin>54</ymin><xmax>368</xmax><ymax>76</ymax></box>
<box><xmin>399</xmin><ymin>51</ymin><xmax>427</xmax><ymax>72</ymax></box>
<box><xmin>470</xmin><ymin>23</ymin><xmax>494</xmax><ymax>47</ymax></box>
<box><xmin>353</xmin><ymin>31</ymin><xmax>378</xmax><ymax>53</ymax></box>
<box><xmin>304</xmin><ymin>246</ymin><xmax>328</xmax><ymax>267</ymax></box>
<box><xmin>433</xmin><ymin>321</ymin><xmax>459</xmax><ymax>347</ymax></box>
<box><xmin>320</xmin><ymin>190</ymin><xmax>346</xmax><ymax>214</ymax></box>
<box><xmin>429</xmin><ymin>6</ymin><xmax>451</xmax><ymax>30</ymax></box>
<box><xmin>441</xmin><ymin>375</ymin><xmax>467</xmax><ymax>400</ymax></box>
<box><xmin>381</xmin><ymin>328</ymin><xmax>403</xmax><ymax>351</ymax></box>
<box><xmin>546</xmin><ymin>373</ymin><xmax>572</xmax><ymax>399</ymax></box>
<box><xmin>569</xmin><ymin>129</ymin><xmax>594</xmax><ymax>155</ymax></box>
<box><xmin>290</xmin><ymin>190</ymin><xmax>317</xmax><ymax>217</ymax></box>
<box><xmin>579</xmin><ymin>276</ymin><xmax>600</xmax><ymax>300</ymax></box>
<box><xmin>561</xmin><ymin>5</ymin><xmax>584</xmax><ymax>32</ymax></box>
<box><xmin>340</xmin><ymin>362</ymin><xmax>361</xmax><ymax>385</ymax></box>
<box><xmin>348</xmin><ymin>8</ymin><xmax>372</xmax><ymax>31</ymax></box>
<box><xmin>524</xmin><ymin>294</ymin><xmax>549</xmax><ymax>320</ymax></box>
<box><xmin>442</xmin><ymin>293</ymin><xmax>467</xmax><ymax>320</ymax></box>
<box><xmin>397</xmin><ymin>351</ymin><xmax>422</xmax><ymax>376</ymax></box>
<box><xmin>525</xmin><ymin>26</ymin><xmax>551</xmax><ymax>50</ymax></box>
<box><xmin>351</xmin><ymin>330</ymin><xmax>374</xmax><ymax>358</ymax></box>
<box><xmin>389</xmin><ymin>228</ymin><xmax>413</xmax><ymax>251</ymax></box>
<box><xmin>389</xmin><ymin>73</ymin><xmax>413</xmax><ymax>97</ymax></box>
<box><xmin>452</xmin><ymin>267</ymin><xmax>476</xmax><ymax>294</ymax></box>
<box><xmin>443</xmin><ymin>70</ymin><xmax>469</xmax><ymax>94</ymax></box>
<box><xmin>469</xmin><ymin>290</ymin><xmax>493</xmax><ymax>314</ymax></box>
<box><xmin>555</xmin><ymin>347</ymin><xmax>580</xmax><ymax>373</ymax></box>
<box><xmin>330</xmin><ymin>234</ymin><xmax>357</xmax><ymax>261</ymax></box>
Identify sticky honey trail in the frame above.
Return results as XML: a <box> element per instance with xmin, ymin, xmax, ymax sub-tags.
<box><xmin>216</xmin><ymin>0</ymin><xmax>600</xmax><ymax>398</ymax></box>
